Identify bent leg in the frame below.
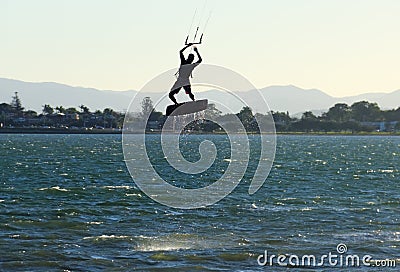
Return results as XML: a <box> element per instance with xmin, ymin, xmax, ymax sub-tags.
<box><xmin>183</xmin><ymin>85</ymin><xmax>195</xmax><ymax>101</ymax></box>
<box><xmin>169</xmin><ymin>88</ymin><xmax>181</xmax><ymax>104</ymax></box>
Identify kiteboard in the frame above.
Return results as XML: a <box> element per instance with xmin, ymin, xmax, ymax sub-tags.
<box><xmin>166</xmin><ymin>99</ymin><xmax>208</xmax><ymax>116</ymax></box>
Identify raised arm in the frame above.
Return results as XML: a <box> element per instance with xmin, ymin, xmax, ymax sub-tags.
<box><xmin>194</xmin><ymin>47</ymin><xmax>202</xmax><ymax>64</ymax></box>
<box><xmin>180</xmin><ymin>43</ymin><xmax>193</xmax><ymax>54</ymax></box>
<box><xmin>179</xmin><ymin>43</ymin><xmax>193</xmax><ymax>63</ymax></box>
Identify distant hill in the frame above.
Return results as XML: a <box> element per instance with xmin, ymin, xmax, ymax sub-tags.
<box><xmin>340</xmin><ymin>90</ymin><xmax>400</xmax><ymax>110</ymax></box>
<box><xmin>0</xmin><ymin>78</ymin><xmax>137</xmax><ymax>112</ymax></box>
<box><xmin>0</xmin><ymin>77</ymin><xmax>399</xmax><ymax>114</ymax></box>
<box><xmin>255</xmin><ymin>85</ymin><xmax>336</xmax><ymax>115</ymax></box>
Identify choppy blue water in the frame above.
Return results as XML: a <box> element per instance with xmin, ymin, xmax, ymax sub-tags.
<box><xmin>1</xmin><ymin>134</ymin><xmax>399</xmax><ymax>271</ymax></box>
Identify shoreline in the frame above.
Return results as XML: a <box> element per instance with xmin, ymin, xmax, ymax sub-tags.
<box><xmin>1</xmin><ymin>128</ymin><xmax>399</xmax><ymax>136</ymax></box>
<box><xmin>0</xmin><ymin>128</ymin><xmax>121</xmax><ymax>134</ymax></box>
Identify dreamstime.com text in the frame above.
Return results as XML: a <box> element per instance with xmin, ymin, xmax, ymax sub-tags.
<box><xmin>257</xmin><ymin>243</ymin><xmax>396</xmax><ymax>268</ymax></box>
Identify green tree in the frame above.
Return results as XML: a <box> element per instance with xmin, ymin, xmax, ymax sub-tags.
<box><xmin>141</xmin><ymin>97</ymin><xmax>153</xmax><ymax>118</ymax></box>
<box><xmin>24</xmin><ymin>110</ymin><xmax>37</xmax><ymax>118</ymax></box>
<box><xmin>103</xmin><ymin>108</ymin><xmax>115</xmax><ymax>116</ymax></box>
<box><xmin>350</xmin><ymin>101</ymin><xmax>381</xmax><ymax>122</ymax></box>
<box><xmin>291</xmin><ymin>111</ymin><xmax>320</xmax><ymax>132</ymax></box>
<box><xmin>255</xmin><ymin>112</ymin><xmax>276</xmax><ymax>132</ymax></box>
<box><xmin>66</xmin><ymin>107</ymin><xmax>79</xmax><ymax>114</ymax></box>
<box><xmin>272</xmin><ymin>111</ymin><xmax>292</xmax><ymax>123</ymax></box>
<box><xmin>237</xmin><ymin>106</ymin><xmax>256</xmax><ymax>131</ymax></box>
<box><xmin>79</xmin><ymin>104</ymin><xmax>90</xmax><ymax>114</ymax></box>
<box><xmin>42</xmin><ymin>104</ymin><xmax>54</xmax><ymax>115</ymax></box>
<box><xmin>381</xmin><ymin>107</ymin><xmax>400</xmax><ymax>121</ymax></box>
<box><xmin>204</xmin><ymin>103</ymin><xmax>222</xmax><ymax>119</ymax></box>
<box><xmin>271</xmin><ymin>111</ymin><xmax>292</xmax><ymax>131</ymax></box>
<box><xmin>11</xmin><ymin>92</ymin><xmax>24</xmax><ymax>115</ymax></box>
<box><xmin>0</xmin><ymin>103</ymin><xmax>13</xmax><ymax>114</ymax></box>
<box><xmin>55</xmin><ymin>106</ymin><xmax>66</xmax><ymax>114</ymax></box>
<box><xmin>0</xmin><ymin>103</ymin><xmax>13</xmax><ymax>127</ymax></box>
<box><xmin>325</xmin><ymin>103</ymin><xmax>351</xmax><ymax>122</ymax></box>
<box><xmin>301</xmin><ymin>111</ymin><xmax>317</xmax><ymax>120</ymax></box>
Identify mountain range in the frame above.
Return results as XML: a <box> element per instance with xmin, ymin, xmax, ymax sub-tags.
<box><xmin>1</xmin><ymin>77</ymin><xmax>399</xmax><ymax>115</ymax></box>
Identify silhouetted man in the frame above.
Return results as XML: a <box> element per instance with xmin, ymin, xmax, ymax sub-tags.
<box><xmin>169</xmin><ymin>43</ymin><xmax>202</xmax><ymax>104</ymax></box>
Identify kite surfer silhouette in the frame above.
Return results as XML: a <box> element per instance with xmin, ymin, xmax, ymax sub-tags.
<box><xmin>168</xmin><ymin>43</ymin><xmax>202</xmax><ymax>105</ymax></box>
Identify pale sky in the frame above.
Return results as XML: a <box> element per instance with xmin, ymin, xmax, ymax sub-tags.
<box><xmin>1</xmin><ymin>0</ymin><xmax>400</xmax><ymax>97</ymax></box>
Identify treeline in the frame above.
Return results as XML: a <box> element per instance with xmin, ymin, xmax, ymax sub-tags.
<box><xmin>272</xmin><ymin>101</ymin><xmax>400</xmax><ymax>132</ymax></box>
<box><xmin>0</xmin><ymin>92</ymin><xmax>124</xmax><ymax>129</ymax></box>
<box><xmin>142</xmin><ymin>98</ymin><xmax>400</xmax><ymax>133</ymax></box>
<box><xmin>1</xmin><ymin>92</ymin><xmax>399</xmax><ymax>133</ymax></box>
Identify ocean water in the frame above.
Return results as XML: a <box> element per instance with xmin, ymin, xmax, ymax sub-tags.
<box><xmin>0</xmin><ymin>134</ymin><xmax>399</xmax><ymax>271</ymax></box>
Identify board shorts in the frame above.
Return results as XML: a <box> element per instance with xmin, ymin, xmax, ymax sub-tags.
<box><xmin>170</xmin><ymin>78</ymin><xmax>191</xmax><ymax>93</ymax></box>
